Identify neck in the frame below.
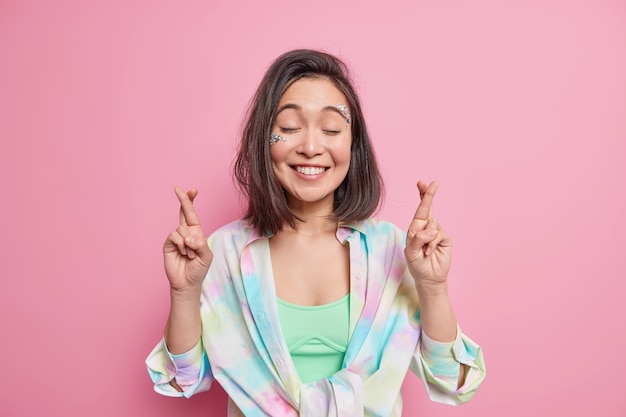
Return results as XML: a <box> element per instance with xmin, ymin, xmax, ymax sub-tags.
<box><xmin>291</xmin><ymin>216</ymin><xmax>337</xmax><ymax>235</ymax></box>
<box><xmin>285</xmin><ymin>198</ymin><xmax>337</xmax><ymax>235</ymax></box>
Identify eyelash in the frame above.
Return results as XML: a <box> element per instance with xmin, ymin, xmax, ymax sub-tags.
<box><xmin>279</xmin><ymin>127</ymin><xmax>341</xmax><ymax>135</ymax></box>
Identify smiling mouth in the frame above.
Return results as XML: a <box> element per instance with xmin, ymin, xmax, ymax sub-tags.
<box><xmin>294</xmin><ymin>166</ymin><xmax>327</xmax><ymax>175</ymax></box>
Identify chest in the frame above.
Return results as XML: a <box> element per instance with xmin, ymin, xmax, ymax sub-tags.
<box><xmin>269</xmin><ymin>232</ymin><xmax>350</xmax><ymax>306</ymax></box>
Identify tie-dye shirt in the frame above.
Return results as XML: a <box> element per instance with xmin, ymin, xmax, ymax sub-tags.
<box><xmin>146</xmin><ymin>219</ymin><xmax>486</xmax><ymax>416</ymax></box>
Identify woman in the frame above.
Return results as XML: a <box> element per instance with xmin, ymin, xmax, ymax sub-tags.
<box><xmin>146</xmin><ymin>49</ymin><xmax>486</xmax><ymax>416</ymax></box>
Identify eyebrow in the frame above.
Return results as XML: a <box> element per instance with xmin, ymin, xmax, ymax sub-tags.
<box><xmin>275</xmin><ymin>103</ymin><xmax>301</xmax><ymax>115</ymax></box>
<box><xmin>324</xmin><ymin>105</ymin><xmax>348</xmax><ymax>120</ymax></box>
<box><xmin>275</xmin><ymin>103</ymin><xmax>348</xmax><ymax>120</ymax></box>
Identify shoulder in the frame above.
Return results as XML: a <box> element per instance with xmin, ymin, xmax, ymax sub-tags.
<box><xmin>356</xmin><ymin>219</ymin><xmax>411</xmax><ymax>284</ymax></box>
<box><xmin>207</xmin><ymin>219</ymin><xmax>258</xmax><ymax>250</ymax></box>
<box><xmin>204</xmin><ymin>219</ymin><xmax>260</xmax><ymax>277</ymax></box>
<box><xmin>359</xmin><ymin>218</ymin><xmax>406</xmax><ymax>242</ymax></box>
<box><xmin>345</xmin><ymin>218</ymin><xmax>407</xmax><ymax>257</ymax></box>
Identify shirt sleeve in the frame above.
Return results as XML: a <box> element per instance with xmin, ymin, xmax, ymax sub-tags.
<box><xmin>145</xmin><ymin>337</ymin><xmax>213</xmax><ymax>398</ymax></box>
<box><xmin>410</xmin><ymin>326</ymin><xmax>486</xmax><ymax>405</ymax></box>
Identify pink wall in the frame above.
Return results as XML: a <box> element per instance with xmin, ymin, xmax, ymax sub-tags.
<box><xmin>1</xmin><ymin>0</ymin><xmax>625</xmax><ymax>415</ymax></box>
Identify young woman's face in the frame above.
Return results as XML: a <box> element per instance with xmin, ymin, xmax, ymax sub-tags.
<box><xmin>270</xmin><ymin>77</ymin><xmax>352</xmax><ymax>211</ymax></box>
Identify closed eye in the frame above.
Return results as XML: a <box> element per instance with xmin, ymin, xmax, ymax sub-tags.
<box><xmin>280</xmin><ymin>127</ymin><xmax>300</xmax><ymax>133</ymax></box>
<box><xmin>323</xmin><ymin>130</ymin><xmax>341</xmax><ymax>135</ymax></box>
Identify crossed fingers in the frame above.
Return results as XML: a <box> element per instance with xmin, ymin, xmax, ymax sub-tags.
<box><xmin>172</xmin><ymin>187</ymin><xmax>201</xmax><ymax>259</ymax></box>
<box><xmin>409</xmin><ymin>181</ymin><xmax>446</xmax><ymax>256</ymax></box>
<box><xmin>413</xmin><ymin>180</ymin><xmax>438</xmax><ymax>222</ymax></box>
<box><xmin>176</xmin><ymin>187</ymin><xmax>200</xmax><ymax>226</ymax></box>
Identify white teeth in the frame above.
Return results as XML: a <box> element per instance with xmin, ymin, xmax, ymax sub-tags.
<box><xmin>296</xmin><ymin>166</ymin><xmax>326</xmax><ymax>175</ymax></box>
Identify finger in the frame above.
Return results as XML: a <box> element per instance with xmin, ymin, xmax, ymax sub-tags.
<box><xmin>165</xmin><ymin>230</ymin><xmax>188</xmax><ymax>256</ymax></box>
<box><xmin>413</xmin><ymin>181</ymin><xmax>438</xmax><ymax>221</ymax></box>
<box><xmin>426</xmin><ymin>217</ymin><xmax>439</xmax><ymax>230</ymax></box>
<box><xmin>184</xmin><ymin>235</ymin><xmax>213</xmax><ymax>266</ymax></box>
<box><xmin>424</xmin><ymin>229</ymin><xmax>442</xmax><ymax>256</ymax></box>
<box><xmin>187</xmin><ymin>188</ymin><xmax>198</xmax><ymax>202</ymax></box>
<box><xmin>423</xmin><ymin>218</ymin><xmax>446</xmax><ymax>254</ymax></box>
<box><xmin>180</xmin><ymin>188</ymin><xmax>198</xmax><ymax>224</ymax></box>
<box><xmin>173</xmin><ymin>223</ymin><xmax>192</xmax><ymax>253</ymax></box>
<box><xmin>417</xmin><ymin>180</ymin><xmax>428</xmax><ymax>199</ymax></box>
<box><xmin>407</xmin><ymin>226</ymin><xmax>438</xmax><ymax>254</ymax></box>
<box><xmin>175</xmin><ymin>187</ymin><xmax>201</xmax><ymax>226</ymax></box>
<box><xmin>425</xmin><ymin>230</ymin><xmax>451</xmax><ymax>256</ymax></box>
<box><xmin>423</xmin><ymin>217</ymin><xmax>439</xmax><ymax>254</ymax></box>
<box><xmin>181</xmin><ymin>189</ymin><xmax>199</xmax><ymax>226</ymax></box>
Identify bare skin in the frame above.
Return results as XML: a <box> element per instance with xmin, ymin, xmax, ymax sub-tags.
<box><xmin>269</xmin><ymin>225</ymin><xmax>350</xmax><ymax>306</ymax></box>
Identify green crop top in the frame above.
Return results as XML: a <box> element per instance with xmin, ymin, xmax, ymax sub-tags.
<box><xmin>276</xmin><ymin>294</ymin><xmax>350</xmax><ymax>384</ymax></box>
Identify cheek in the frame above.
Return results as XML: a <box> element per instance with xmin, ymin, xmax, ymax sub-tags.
<box><xmin>339</xmin><ymin>152</ymin><xmax>351</xmax><ymax>169</ymax></box>
<box><xmin>269</xmin><ymin>146</ymin><xmax>285</xmax><ymax>166</ymax></box>
<box><xmin>333</xmin><ymin>141</ymin><xmax>352</xmax><ymax>167</ymax></box>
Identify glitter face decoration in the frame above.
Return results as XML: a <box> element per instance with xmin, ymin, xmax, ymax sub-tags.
<box><xmin>336</xmin><ymin>104</ymin><xmax>351</xmax><ymax>125</ymax></box>
<box><xmin>269</xmin><ymin>133</ymin><xmax>288</xmax><ymax>145</ymax></box>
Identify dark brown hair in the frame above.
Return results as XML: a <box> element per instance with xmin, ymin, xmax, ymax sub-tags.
<box><xmin>234</xmin><ymin>49</ymin><xmax>384</xmax><ymax>235</ymax></box>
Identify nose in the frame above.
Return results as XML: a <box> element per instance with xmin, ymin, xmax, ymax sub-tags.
<box><xmin>297</xmin><ymin>129</ymin><xmax>324</xmax><ymax>157</ymax></box>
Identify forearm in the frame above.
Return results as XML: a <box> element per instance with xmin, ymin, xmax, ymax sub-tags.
<box><xmin>416</xmin><ymin>281</ymin><xmax>457</xmax><ymax>343</ymax></box>
<box><xmin>164</xmin><ymin>287</ymin><xmax>202</xmax><ymax>354</ymax></box>
<box><xmin>416</xmin><ymin>281</ymin><xmax>468</xmax><ymax>388</ymax></box>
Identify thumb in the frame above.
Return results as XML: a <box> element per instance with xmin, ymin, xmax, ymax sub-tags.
<box><xmin>185</xmin><ymin>235</ymin><xmax>213</xmax><ymax>265</ymax></box>
<box><xmin>406</xmin><ymin>228</ymin><xmax>437</xmax><ymax>252</ymax></box>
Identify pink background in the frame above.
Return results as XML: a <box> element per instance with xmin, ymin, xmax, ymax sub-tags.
<box><xmin>1</xmin><ymin>0</ymin><xmax>625</xmax><ymax>415</ymax></box>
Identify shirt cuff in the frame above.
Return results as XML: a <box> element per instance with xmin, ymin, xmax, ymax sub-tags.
<box><xmin>420</xmin><ymin>329</ymin><xmax>462</xmax><ymax>378</ymax></box>
<box><xmin>165</xmin><ymin>338</ymin><xmax>204</xmax><ymax>388</ymax></box>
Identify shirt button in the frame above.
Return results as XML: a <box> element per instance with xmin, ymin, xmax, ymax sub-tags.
<box><xmin>355</xmin><ymin>272</ymin><xmax>361</xmax><ymax>280</ymax></box>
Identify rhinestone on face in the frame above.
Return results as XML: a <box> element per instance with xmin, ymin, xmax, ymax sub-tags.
<box><xmin>270</xmin><ymin>133</ymin><xmax>288</xmax><ymax>145</ymax></box>
<box><xmin>336</xmin><ymin>104</ymin><xmax>351</xmax><ymax>124</ymax></box>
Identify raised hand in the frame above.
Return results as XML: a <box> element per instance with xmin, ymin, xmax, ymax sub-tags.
<box><xmin>163</xmin><ymin>187</ymin><xmax>213</xmax><ymax>292</ymax></box>
<box><xmin>404</xmin><ymin>181</ymin><xmax>452</xmax><ymax>286</ymax></box>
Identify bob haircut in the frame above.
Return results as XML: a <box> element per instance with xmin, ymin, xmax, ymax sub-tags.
<box><xmin>234</xmin><ymin>49</ymin><xmax>384</xmax><ymax>236</ymax></box>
